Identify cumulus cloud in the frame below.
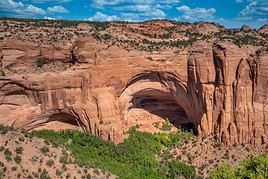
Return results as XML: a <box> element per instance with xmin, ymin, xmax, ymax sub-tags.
<box><xmin>257</xmin><ymin>18</ymin><xmax>268</xmax><ymax>22</ymax></box>
<box><xmin>92</xmin><ymin>0</ymin><xmax>180</xmax><ymax>8</ymax></box>
<box><xmin>240</xmin><ymin>0</ymin><xmax>268</xmax><ymax>17</ymax></box>
<box><xmin>235</xmin><ymin>0</ymin><xmax>244</xmax><ymax>3</ymax></box>
<box><xmin>86</xmin><ymin>12</ymin><xmax>120</xmax><ymax>21</ymax></box>
<box><xmin>115</xmin><ymin>5</ymin><xmax>152</xmax><ymax>12</ymax></box>
<box><xmin>28</xmin><ymin>0</ymin><xmax>71</xmax><ymax>3</ymax></box>
<box><xmin>0</xmin><ymin>0</ymin><xmax>70</xmax><ymax>18</ymax></box>
<box><xmin>93</xmin><ymin>0</ymin><xmax>151</xmax><ymax>7</ymax></box>
<box><xmin>2</xmin><ymin>0</ymin><xmax>24</xmax><ymax>9</ymax></box>
<box><xmin>119</xmin><ymin>13</ymin><xmax>140</xmax><ymax>21</ymax></box>
<box><xmin>25</xmin><ymin>4</ymin><xmax>46</xmax><ymax>14</ymax></box>
<box><xmin>0</xmin><ymin>0</ymin><xmax>46</xmax><ymax>17</ymax></box>
<box><xmin>90</xmin><ymin>0</ymin><xmax>181</xmax><ymax>21</ymax></box>
<box><xmin>151</xmin><ymin>9</ymin><xmax>166</xmax><ymax>17</ymax></box>
<box><xmin>176</xmin><ymin>5</ymin><xmax>216</xmax><ymax>21</ymax></box>
<box><xmin>44</xmin><ymin>16</ymin><xmax>56</xmax><ymax>20</ymax></box>
<box><xmin>47</xmin><ymin>6</ymin><xmax>68</xmax><ymax>13</ymax></box>
<box><xmin>155</xmin><ymin>4</ymin><xmax>172</xmax><ymax>9</ymax></box>
<box><xmin>111</xmin><ymin>4</ymin><xmax>166</xmax><ymax>20</ymax></box>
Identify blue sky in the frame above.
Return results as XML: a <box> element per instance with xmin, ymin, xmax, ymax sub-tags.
<box><xmin>0</xmin><ymin>0</ymin><xmax>267</xmax><ymax>28</ymax></box>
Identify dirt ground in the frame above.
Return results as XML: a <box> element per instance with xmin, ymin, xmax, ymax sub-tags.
<box><xmin>0</xmin><ymin>131</ymin><xmax>116</xmax><ymax>179</ymax></box>
<box><xmin>171</xmin><ymin>136</ymin><xmax>268</xmax><ymax>178</ymax></box>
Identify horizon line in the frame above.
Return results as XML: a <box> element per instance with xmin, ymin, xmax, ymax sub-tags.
<box><xmin>1</xmin><ymin>16</ymin><xmax>267</xmax><ymax>30</ymax></box>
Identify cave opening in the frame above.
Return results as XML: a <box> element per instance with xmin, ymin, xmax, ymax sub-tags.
<box><xmin>50</xmin><ymin>113</ymin><xmax>80</xmax><ymax>126</ymax></box>
<box><xmin>33</xmin><ymin>112</ymin><xmax>81</xmax><ymax>131</ymax></box>
<box><xmin>127</xmin><ymin>89</ymin><xmax>197</xmax><ymax>134</ymax></box>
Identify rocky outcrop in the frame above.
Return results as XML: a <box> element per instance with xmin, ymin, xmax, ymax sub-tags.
<box><xmin>258</xmin><ymin>24</ymin><xmax>268</xmax><ymax>34</ymax></box>
<box><xmin>0</xmin><ymin>39</ymin><xmax>72</xmax><ymax>68</ymax></box>
<box><xmin>241</xmin><ymin>25</ymin><xmax>252</xmax><ymax>32</ymax></box>
<box><xmin>0</xmin><ymin>39</ymin><xmax>73</xmax><ymax>75</ymax></box>
<box><xmin>210</xmin><ymin>44</ymin><xmax>268</xmax><ymax>146</ymax></box>
<box><xmin>0</xmin><ymin>21</ymin><xmax>267</xmax><ymax>146</ymax></box>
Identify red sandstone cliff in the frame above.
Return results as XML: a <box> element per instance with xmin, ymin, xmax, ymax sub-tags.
<box><xmin>0</xmin><ymin>19</ymin><xmax>267</xmax><ymax>146</ymax></box>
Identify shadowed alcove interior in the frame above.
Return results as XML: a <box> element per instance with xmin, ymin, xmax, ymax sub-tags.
<box><xmin>120</xmin><ymin>72</ymin><xmax>197</xmax><ymax>134</ymax></box>
<box><xmin>29</xmin><ymin>112</ymin><xmax>81</xmax><ymax>131</ymax></box>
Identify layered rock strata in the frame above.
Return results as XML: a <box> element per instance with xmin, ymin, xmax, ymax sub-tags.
<box><xmin>0</xmin><ymin>22</ymin><xmax>267</xmax><ymax>146</ymax></box>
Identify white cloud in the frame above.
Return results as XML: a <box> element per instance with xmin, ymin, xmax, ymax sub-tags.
<box><xmin>92</xmin><ymin>0</ymin><xmax>125</xmax><ymax>8</ymax></box>
<box><xmin>44</xmin><ymin>16</ymin><xmax>56</xmax><ymax>20</ymax></box>
<box><xmin>119</xmin><ymin>13</ymin><xmax>140</xmax><ymax>21</ymax></box>
<box><xmin>176</xmin><ymin>5</ymin><xmax>216</xmax><ymax>21</ymax></box>
<box><xmin>47</xmin><ymin>6</ymin><xmax>68</xmax><ymax>13</ymax></box>
<box><xmin>257</xmin><ymin>18</ymin><xmax>268</xmax><ymax>22</ymax></box>
<box><xmin>92</xmin><ymin>0</ymin><xmax>180</xmax><ymax>8</ymax></box>
<box><xmin>90</xmin><ymin>0</ymin><xmax>179</xmax><ymax>21</ymax></box>
<box><xmin>0</xmin><ymin>0</ymin><xmax>46</xmax><ymax>17</ymax></box>
<box><xmin>0</xmin><ymin>0</ymin><xmax>70</xmax><ymax>17</ymax></box>
<box><xmin>239</xmin><ymin>0</ymin><xmax>268</xmax><ymax>17</ymax></box>
<box><xmin>155</xmin><ymin>4</ymin><xmax>172</xmax><ymax>9</ymax></box>
<box><xmin>2</xmin><ymin>0</ymin><xmax>24</xmax><ymax>8</ymax></box>
<box><xmin>29</xmin><ymin>0</ymin><xmax>71</xmax><ymax>3</ymax></box>
<box><xmin>116</xmin><ymin>5</ymin><xmax>151</xmax><ymax>12</ymax></box>
<box><xmin>26</xmin><ymin>4</ymin><xmax>46</xmax><ymax>14</ymax></box>
<box><xmin>112</xmin><ymin>4</ymin><xmax>166</xmax><ymax>19</ymax></box>
<box><xmin>161</xmin><ymin>0</ymin><xmax>180</xmax><ymax>3</ymax></box>
<box><xmin>235</xmin><ymin>0</ymin><xmax>244</xmax><ymax>3</ymax></box>
<box><xmin>177</xmin><ymin>5</ymin><xmax>190</xmax><ymax>12</ymax></box>
<box><xmin>86</xmin><ymin>12</ymin><xmax>120</xmax><ymax>21</ymax></box>
<box><xmin>150</xmin><ymin>9</ymin><xmax>166</xmax><ymax>17</ymax></box>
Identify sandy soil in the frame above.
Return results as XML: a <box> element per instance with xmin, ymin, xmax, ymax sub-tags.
<box><xmin>0</xmin><ymin>131</ymin><xmax>116</xmax><ymax>179</ymax></box>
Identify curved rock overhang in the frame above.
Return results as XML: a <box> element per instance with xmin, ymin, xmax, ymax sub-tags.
<box><xmin>25</xmin><ymin>110</ymin><xmax>82</xmax><ymax>131</ymax></box>
<box><xmin>119</xmin><ymin>71</ymin><xmax>203</xmax><ymax>134</ymax></box>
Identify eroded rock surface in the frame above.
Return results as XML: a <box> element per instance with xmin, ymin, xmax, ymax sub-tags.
<box><xmin>0</xmin><ymin>19</ymin><xmax>267</xmax><ymax>145</ymax></box>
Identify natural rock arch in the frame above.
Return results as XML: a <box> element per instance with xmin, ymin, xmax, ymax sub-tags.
<box><xmin>119</xmin><ymin>71</ymin><xmax>202</xmax><ymax>133</ymax></box>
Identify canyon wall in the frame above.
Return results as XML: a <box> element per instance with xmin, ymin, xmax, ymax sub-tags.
<box><xmin>0</xmin><ymin>36</ymin><xmax>267</xmax><ymax>146</ymax></box>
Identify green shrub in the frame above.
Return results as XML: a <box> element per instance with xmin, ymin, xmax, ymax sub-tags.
<box><xmin>4</xmin><ymin>148</ymin><xmax>12</xmax><ymax>161</ymax></box>
<box><xmin>166</xmin><ymin>160</ymin><xmax>196</xmax><ymax>179</ymax></box>
<box><xmin>210</xmin><ymin>163</ymin><xmax>236</xmax><ymax>179</ymax></box>
<box><xmin>0</xmin><ymin>125</ymin><xmax>14</xmax><ymax>134</ymax></box>
<box><xmin>160</xmin><ymin>119</ymin><xmax>173</xmax><ymax>131</ymax></box>
<box><xmin>40</xmin><ymin>169</ymin><xmax>51</xmax><ymax>179</ymax></box>
<box><xmin>15</xmin><ymin>147</ymin><xmax>23</xmax><ymax>155</ymax></box>
<box><xmin>46</xmin><ymin>159</ymin><xmax>54</xmax><ymax>167</ymax></box>
<box><xmin>59</xmin><ymin>150</ymin><xmax>69</xmax><ymax>164</ymax></box>
<box><xmin>55</xmin><ymin>169</ymin><xmax>62</xmax><ymax>176</ymax></box>
<box><xmin>14</xmin><ymin>155</ymin><xmax>22</xmax><ymax>164</ymax></box>
<box><xmin>0</xmin><ymin>146</ymin><xmax>4</xmax><ymax>152</ymax></box>
<box><xmin>210</xmin><ymin>155</ymin><xmax>268</xmax><ymax>179</ymax></box>
<box><xmin>36</xmin><ymin>58</ymin><xmax>46</xmax><ymax>68</ymax></box>
<box><xmin>40</xmin><ymin>146</ymin><xmax>49</xmax><ymax>154</ymax></box>
<box><xmin>31</xmin><ymin>128</ymin><xmax>194</xmax><ymax>179</ymax></box>
<box><xmin>236</xmin><ymin>154</ymin><xmax>268</xmax><ymax>178</ymax></box>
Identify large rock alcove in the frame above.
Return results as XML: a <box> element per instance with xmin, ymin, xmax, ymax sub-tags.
<box><xmin>26</xmin><ymin>111</ymin><xmax>82</xmax><ymax>132</ymax></box>
<box><xmin>119</xmin><ymin>72</ymin><xmax>199</xmax><ymax>134</ymax></box>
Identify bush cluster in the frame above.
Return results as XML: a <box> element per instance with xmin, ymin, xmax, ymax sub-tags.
<box><xmin>31</xmin><ymin>128</ymin><xmax>195</xmax><ymax>179</ymax></box>
<box><xmin>210</xmin><ymin>154</ymin><xmax>268</xmax><ymax>179</ymax></box>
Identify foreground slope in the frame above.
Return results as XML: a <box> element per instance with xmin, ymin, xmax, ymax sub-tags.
<box><xmin>0</xmin><ymin>125</ymin><xmax>267</xmax><ymax>178</ymax></box>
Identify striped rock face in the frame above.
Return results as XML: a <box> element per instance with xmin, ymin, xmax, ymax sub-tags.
<box><xmin>0</xmin><ymin>20</ymin><xmax>267</xmax><ymax>146</ymax></box>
